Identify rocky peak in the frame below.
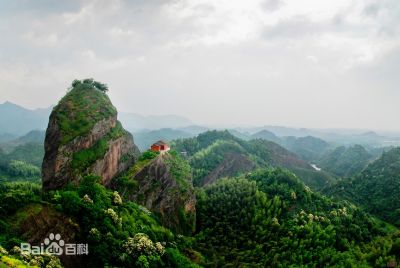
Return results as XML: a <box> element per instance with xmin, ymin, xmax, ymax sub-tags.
<box><xmin>115</xmin><ymin>151</ymin><xmax>196</xmax><ymax>234</ymax></box>
<box><xmin>42</xmin><ymin>79</ymin><xmax>140</xmax><ymax>191</ymax></box>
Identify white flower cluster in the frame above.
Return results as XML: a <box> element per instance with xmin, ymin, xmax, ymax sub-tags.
<box><xmin>0</xmin><ymin>246</ymin><xmax>8</xmax><ymax>255</ymax></box>
<box><xmin>304</xmin><ymin>186</ymin><xmax>312</xmax><ymax>193</ymax></box>
<box><xmin>295</xmin><ymin>210</ymin><xmax>327</xmax><ymax>225</ymax></box>
<box><xmin>330</xmin><ymin>207</ymin><xmax>348</xmax><ymax>217</ymax></box>
<box><xmin>10</xmin><ymin>246</ymin><xmax>21</xmax><ymax>254</ymax></box>
<box><xmin>89</xmin><ymin>227</ymin><xmax>100</xmax><ymax>237</ymax></box>
<box><xmin>113</xmin><ymin>191</ymin><xmax>123</xmax><ymax>205</ymax></box>
<box><xmin>272</xmin><ymin>217</ymin><xmax>280</xmax><ymax>226</ymax></box>
<box><xmin>104</xmin><ymin>208</ymin><xmax>122</xmax><ymax>227</ymax></box>
<box><xmin>4</xmin><ymin>246</ymin><xmax>62</xmax><ymax>268</ymax></box>
<box><xmin>83</xmin><ymin>194</ymin><xmax>93</xmax><ymax>204</ymax></box>
<box><xmin>123</xmin><ymin>233</ymin><xmax>165</xmax><ymax>257</ymax></box>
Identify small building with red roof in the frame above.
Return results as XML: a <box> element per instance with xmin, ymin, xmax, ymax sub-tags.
<box><xmin>150</xmin><ymin>140</ymin><xmax>170</xmax><ymax>152</ymax></box>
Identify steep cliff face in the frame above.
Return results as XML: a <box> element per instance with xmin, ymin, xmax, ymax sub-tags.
<box><xmin>42</xmin><ymin>79</ymin><xmax>140</xmax><ymax>191</ymax></box>
<box><xmin>116</xmin><ymin>152</ymin><xmax>196</xmax><ymax>234</ymax></box>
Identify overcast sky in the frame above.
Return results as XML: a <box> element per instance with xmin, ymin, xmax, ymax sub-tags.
<box><xmin>0</xmin><ymin>0</ymin><xmax>399</xmax><ymax>130</ymax></box>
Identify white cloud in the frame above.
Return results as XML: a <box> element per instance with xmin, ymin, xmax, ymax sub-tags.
<box><xmin>1</xmin><ymin>0</ymin><xmax>400</xmax><ymax>130</ymax></box>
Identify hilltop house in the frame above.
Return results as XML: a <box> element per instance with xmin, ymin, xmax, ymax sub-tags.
<box><xmin>150</xmin><ymin>140</ymin><xmax>170</xmax><ymax>152</ymax></box>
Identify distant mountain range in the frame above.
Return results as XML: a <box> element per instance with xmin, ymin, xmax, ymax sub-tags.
<box><xmin>119</xmin><ymin>113</ymin><xmax>194</xmax><ymax>132</ymax></box>
<box><xmin>2</xmin><ymin>101</ymin><xmax>400</xmax><ymax>148</ymax></box>
<box><xmin>0</xmin><ymin>101</ymin><xmax>51</xmax><ymax>136</ymax></box>
<box><xmin>232</xmin><ymin>126</ymin><xmax>400</xmax><ymax>147</ymax></box>
<box><xmin>0</xmin><ymin>101</ymin><xmax>195</xmax><ymax>135</ymax></box>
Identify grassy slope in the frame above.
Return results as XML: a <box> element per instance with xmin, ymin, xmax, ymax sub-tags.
<box><xmin>53</xmin><ymin>85</ymin><xmax>117</xmax><ymax>145</ymax></box>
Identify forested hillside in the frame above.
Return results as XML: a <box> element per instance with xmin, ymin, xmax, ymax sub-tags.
<box><xmin>0</xmin><ymin>80</ymin><xmax>399</xmax><ymax>268</ymax></box>
<box><xmin>173</xmin><ymin>130</ymin><xmax>334</xmax><ymax>189</ymax></box>
<box><xmin>195</xmin><ymin>169</ymin><xmax>400</xmax><ymax>267</ymax></box>
<box><xmin>318</xmin><ymin>145</ymin><xmax>373</xmax><ymax>177</ymax></box>
<box><xmin>324</xmin><ymin>147</ymin><xmax>400</xmax><ymax>226</ymax></box>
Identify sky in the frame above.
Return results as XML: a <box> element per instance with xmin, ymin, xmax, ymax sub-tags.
<box><xmin>0</xmin><ymin>0</ymin><xmax>399</xmax><ymax>130</ymax></box>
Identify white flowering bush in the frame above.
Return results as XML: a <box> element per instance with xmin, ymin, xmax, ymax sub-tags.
<box><xmin>104</xmin><ymin>208</ymin><xmax>122</xmax><ymax>226</ymax></box>
<box><xmin>0</xmin><ymin>246</ymin><xmax>8</xmax><ymax>255</ymax></box>
<box><xmin>123</xmin><ymin>233</ymin><xmax>165</xmax><ymax>258</ymax></box>
<box><xmin>10</xmin><ymin>246</ymin><xmax>21</xmax><ymax>255</ymax></box>
<box><xmin>113</xmin><ymin>191</ymin><xmax>123</xmax><ymax>205</ymax></box>
<box><xmin>89</xmin><ymin>227</ymin><xmax>101</xmax><ymax>240</ymax></box>
<box><xmin>154</xmin><ymin>242</ymin><xmax>165</xmax><ymax>256</ymax></box>
<box><xmin>2</xmin><ymin>245</ymin><xmax>61</xmax><ymax>268</ymax></box>
<box><xmin>83</xmin><ymin>194</ymin><xmax>94</xmax><ymax>204</ymax></box>
<box><xmin>46</xmin><ymin>256</ymin><xmax>63</xmax><ymax>268</ymax></box>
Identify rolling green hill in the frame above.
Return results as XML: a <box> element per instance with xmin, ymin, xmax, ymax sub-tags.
<box><xmin>318</xmin><ymin>144</ymin><xmax>373</xmax><ymax>177</ymax></box>
<box><xmin>173</xmin><ymin>130</ymin><xmax>334</xmax><ymax>189</ymax></box>
<box><xmin>324</xmin><ymin>147</ymin><xmax>400</xmax><ymax>226</ymax></box>
<box><xmin>195</xmin><ymin>168</ymin><xmax>399</xmax><ymax>267</ymax></box>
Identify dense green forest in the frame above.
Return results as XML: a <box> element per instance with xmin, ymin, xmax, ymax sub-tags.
<box><xmin>1</xmin><ymin>165</ymin><xmax>399</xmax><ymax>267</ymax></box>
<box><xmin>0</xmin><ymin>81</ymin><xmax>399</xmax><ymax>267</ymax></box>
<box><xmin>324</xmin><ymin>147</ymin><xmax>400</xmax><ymax>227</ymax></box>
<box><xmin>173</xmin><ymin>130</ymin><xmax>334</xmax><ymax>190</ymax></box>
<box><xmin>318</xmin><ymin>145</ymin><xmax>373</xmax><ymax>177</ymax></box>
<box><xmin>1</xmin><ymin>128</ymin><xmax>399</xmax><ymax>267</ymax></box>
<box><xmin>0</xmin><ymin>142</ymin><xmax>43</xmax><ymax>182</ymax></box>
<box><xmin>195</xmin><ymin>171</ymin><xmax>399</xmax><ymax>267</ymax></box>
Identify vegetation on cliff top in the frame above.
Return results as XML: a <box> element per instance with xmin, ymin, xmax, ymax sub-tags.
<box><xmin>53</xmin><ymin>79</ymin><xmax>117</xmax><ymax>145</ymax></box>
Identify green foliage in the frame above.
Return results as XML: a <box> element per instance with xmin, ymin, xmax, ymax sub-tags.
<box><xmin>45</xmin><ymin>175</ymin><xmax>198</xmax><ymax>267</ymax></box>
<box><xmin>0</xmin><ymin>182</ymin><xmax>41</xmax><ymax>216</ymax></box>
<box><xmin>3</xmin><ymin>143</ymin><xmax>44</xmax><ymax>167</ymax></box>
<box><xmin>124</xmin><ymin>152</ymin><xmax>157</xmax><ymax>179</ymax></box>
<box><xmin>164</xmin><ymin>248</ymin><xmax>202</xmax><ymax>268</ymax></box>
<box><xmin>173</xmin><ymin>130</ymin><xmax>334</xmax><ymax>189</ymax></box>
<box><xmin>72</xmin><ymin>78</ymin><xmax>109</xmax><ymax>92</ymax></box>
<box><xmin>325</xmin><ymin>147</ymin><xmax>400</xmax><ymax>226</ymax></box>
<box><xmin>54</xmin><ymin>79</ymin><xmax>116</xmax><ymax>145</ymax></box>
<box><xmin>0</xmin><ymin>143</ymin><xmax>43</xmax><ymax>182</ymax></box>
<box><xmin>318</xmin><ymin>145</ymin><xmax>373</xmax><ymax>177</ymax></box>
<box><xmin>196</xmin><ymin>178</ymin><xmax>284</xmax><ymax>266</ymax></box>
<box><xmin>6</xmin><ymin>160</ymin><xmax>40</xmax><ymax>178</ymax></box>
<box><xmin>195</xmin><ymin>168</ymin><xmax>398</xmax><ymax>267</ymax></box>
<box><xmin>115</xmin><ymin>152</ymin><xmax>196</xmax><ymax>235</ymax></box>
<box><xmin>164</xmin><ymin>151</ymin><xmax>192</xmax><ymax>190</ymax></box>
<box><xmin>139</xmin><ymin>150</ymin><xmax>159</xmax><ymax>161</ymax></box>
<box><xmin>173</xmin><ymin>130</ymin><xmax>241</xmax><ymax>156</ymax></box>
<box><xmin>71</xmin><ymin>121</ymin><xmax>126</xmax><ymax>172</ymax></box>
<box><xmin>0</xmin><ymin>244</ymin><xmax>62</xmax><ymax>267</ymax></box>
